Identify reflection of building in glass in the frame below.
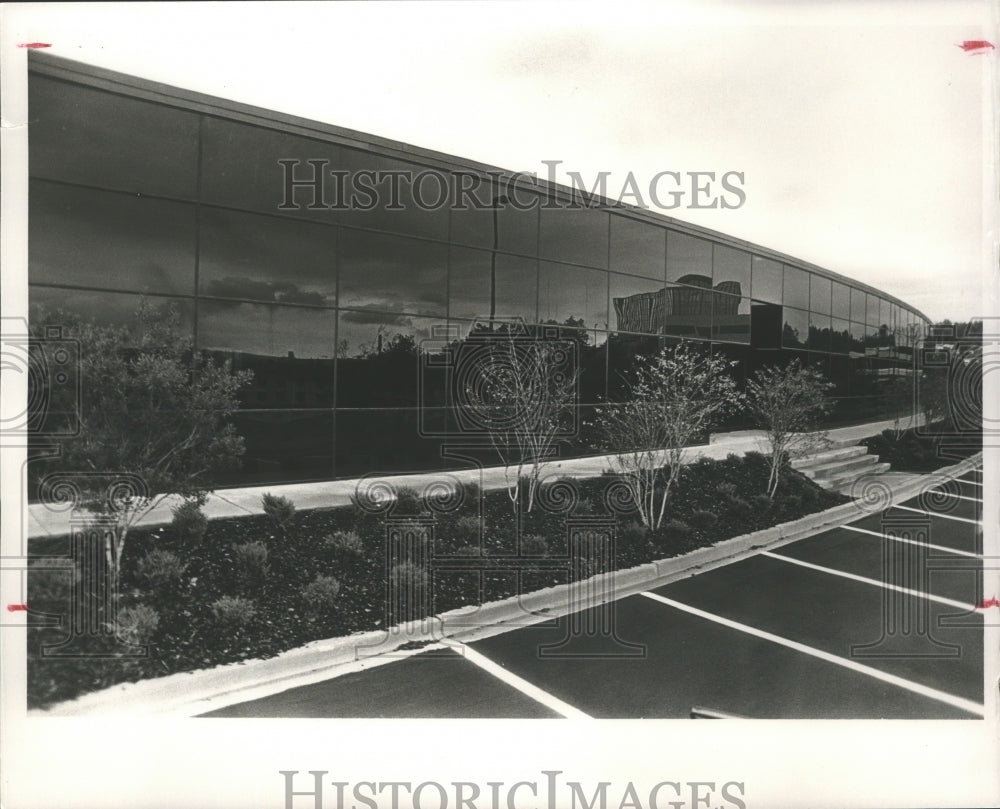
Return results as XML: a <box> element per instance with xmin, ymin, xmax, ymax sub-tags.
<box><xmin>26</xmin><ymin>52</ymin><xmax>931</xmax><ymax>487</ymax></box>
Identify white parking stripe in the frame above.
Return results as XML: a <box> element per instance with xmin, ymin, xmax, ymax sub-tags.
<box><xmin>640</xmin><ymin>591</ymin><xmax>985</xmax><ymax>718</ymax></box>
<box><xmin>455</xmin><ymin>642</ymin><xmax>592</xmax><ymax>719</ymax></box>
<box><xmin>924</xmin><ymin>490</ymin><xmax>983</xmax><ymax>504</ymax></box>
<box><xmin>955</xmin><ymin>478</ymin><xmax>984</xmax><ymax>487</ymax></box>
<box><xmin>889</xmin><ymin>504</ymin><xmax>982</xmax><ymax>525</ymax></box>
<box><xmin>840</xmin><ymin>524</ymin><xmax>982</xmax><ymax>559</ymax></box>
<box><xmin>761</xmin><ymin>551</ymin><xmax>972</xmax><ymax>611</ymax></box>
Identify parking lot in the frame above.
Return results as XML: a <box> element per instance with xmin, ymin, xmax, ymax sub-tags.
<box><xmin>202</xmin><ymin>468</ymin><xmax>986</xmax><ymax>720</ymax></box>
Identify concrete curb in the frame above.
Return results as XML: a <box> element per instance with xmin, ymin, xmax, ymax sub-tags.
<box><xmin>35</xmin><ymin>453</ymin><xmax>982</xmax><ymax>717</ymax></box>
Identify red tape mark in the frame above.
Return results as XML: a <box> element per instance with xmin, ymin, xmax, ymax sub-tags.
<box><xmin>978</xmin><ymin>596</ymin><xmax>999</xmax><ymax>610</ymax></box>
<box><xmin>958</xmin><ymin>40</ymin><xmax>995</xmax><ymax>53</ymax></box>
<box><xmin>17</xmin><ymin>42</ymin><xmax>52</xmax><ymax>49</ymax></box>
<box><xmin>6</xmin><ymin>604</ymin><xmax>28</xmax><ymax>612</ymax></box>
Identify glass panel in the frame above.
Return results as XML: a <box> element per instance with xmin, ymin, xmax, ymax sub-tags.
<box><xmin>199</xmin><ymin>208</ymin><xmax>336</xmax><ymax>306</ymax></box>
<box><xmin>450</xmin><ymin>173</ymin><xmax>496</xmax><ymax>249</ymax></box>
<box><xmin>832</xmin><ymin>282</ymin><xmax>850</xmax><ymax>319</ymax></box>
<box><xmin>539</xmin><ymin>262</ymin><xmax>609</xmax><ymax>340</ymax></box>
<box><xmin>807</xmin><ymin>312</ymin><xmax>831</xmax><ymax>351</ymax></box>
<box><xmin>30</xmin><ymin>76</ymin><xmax>199</xmax><ymax>200</ymax></box>
<box><xmin>782</xmin><ymin>307</ymin><xmax>809</xmax><ymax>348</ymax></box>
<box><xmin>663</xmin><ymin>282</ymin><xmax>712</xmax><ymax>340</ymax></box>
<box><xmin>712</xmin><ymin>245</ymin><xmax>751</xmax><ymax>299</ymax></box>
<box><xmin>866</xmin><ymin>293</ymin><xmax>879</xmax><ymax>327</ymax></box>
<box><xmin>851</xmin><ymin>286</ymin><xmax>866</xmax><ymax>323</ymax></box>
<box><xmin>199</xmin><ymin>300</ymin><xmax>335</xmax><ymax>359</ymax></box>
<box><xmin>609</xmin><ymin>272</ymin><xmax>666</xmax><ymax>335</ymax></box>
<box><xmin>609</xmin><ymin>215</ymin><xmax>665</xmax><ymax>279</ymax></box>
<box><xmin>219</xmin><ymin>348</ymin><xmax>334</xmax><ymax>410</ymax></box>
<box><xmin>201</xmin><ymin>117</ymin><xmax>341</xmax><ymax>220</ymax></box>
<box><xmin>30</xmin><ymin>287</ymin><xmax>194</xmax><ymax>336</ymax></box>
<box><xmin>496</xmin><ymin>188</ymin><xmax>540</xmax><ymax>255</ymax></box>
<box><xmin>539</xmin><ymin>206</ymin><xmax>609</xmax><ymax>269</ymax></box>
<box><xmin>335</xmin><ymin>409</ymin><xmax>445</xmax><ymax>477</ymax></box>
<box><xmin>234</xmin><ymin>410</ymin><xmax>334</xmax><ymax>483</ymax></box>
<box><xmin>30</xmin><ymin>181</ymin><xmax>196</xmax><ymax>295</ymax></box>
<box><xmin>711</xmin><ymin>294</ymin><xmax>751</xmax><ymax>344</ymax></box>
<box><xmin>751</xmin><ymin>256</ymin><xmax>783</xmax><ymax>304</ymax></box>
<box><xmin>449</xmin><ymin>249</ymin><xmax>540</xmax><ymax>326</ymax></box>
<box><xmin>809</xmin><ymin>274</ymin><xmax>832</xmax><ymax>315</ymax></box>
<box><xmin>849</xmin><ymin>321</ymin><xmax>867</xmax><ymax>353</ymax></box>
<box><xmin>667</xmin><ymin>231</ymin><xmax>712</xmax><ymax>285</ymax></box>
<box><xmin>339</xmin><ymin>229</ymin><xmax>447</xmax><ymax>317</ymax></box>
<box><xmin>337</xmin><ymin>152</ymin><xmax>450</xmax><ymax>241</ymax></box>
<box><xmin>783</xmin><ymin>266</ymin><xmax>810</xmax><ymax>309</ymax></box>
<box><xmin>831</xmin><ymin>318</ymin><xmax>851</xmax><ymax>354</ymax></box>
<box><xmin>879</xmin><ymin>298</ymin><xmax>891</xmax><ymax>329</ymax></box>
<box><xmin>607</xmin><ymin>334</ymin><xmax>661</xmax><ymax>400</ymax></box>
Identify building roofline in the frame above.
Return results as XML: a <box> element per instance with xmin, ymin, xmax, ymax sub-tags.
<box><xmin>27</xmin><ymin>50</ymin><xmax>931</xmax><ymax>323</ymax></box>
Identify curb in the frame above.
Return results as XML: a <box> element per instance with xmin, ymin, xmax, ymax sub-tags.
<box><xmin>36</xmin><ymin>453</ymin><xmax>982</xmax><ymax>717</ymax></box>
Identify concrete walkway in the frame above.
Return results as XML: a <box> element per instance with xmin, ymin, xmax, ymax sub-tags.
<box><xmin>26</xmin><ymin>416</ymin><xmax>913</xmax><ymax>539</ymax></box>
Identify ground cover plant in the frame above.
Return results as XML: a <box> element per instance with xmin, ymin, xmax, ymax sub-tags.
<box><xmin>861</xmin><ymin>423</ymin><xmax>982</xmax><ymax>473</ymax></box>
<box><xmin>26</xmin><ymin>452</ymin><xmax>846</xmax><ymax>709</ymax></box>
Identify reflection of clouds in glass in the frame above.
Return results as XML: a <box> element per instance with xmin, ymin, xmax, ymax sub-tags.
<box><xmin>340</xmin><ymin>304</ymin><xmax>413</xmax><ymax>327</ymax></box>
<box><xmin>203</xmin><ymin>276</ymin><xmax>326</xmax><ymax>306</ymax></box>
<box><xmin>199</xmin><ymin>301</ymin><xmax>335</xmax><ymax>358</ymax></box>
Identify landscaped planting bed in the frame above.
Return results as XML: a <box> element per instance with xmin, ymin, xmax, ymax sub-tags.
<box><xmin>27</xmin><ymin>452</ymin><xmax>847</xmax><ymax>709</ymax></box>
<box><xmin>861</xmin><ymin>424</ymin><xmax>983</xmax><ymax>473</ymax></box>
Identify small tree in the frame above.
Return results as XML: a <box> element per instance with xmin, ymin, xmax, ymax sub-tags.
<box><xmin>33</xmin><ymin>299</ymin><xmax>252</xmax><ymax>587</ymax></box>
<box><xmin>744</xmin><ymin>359</ymin><xmax>834</xmax><ymax>499</ymax></box>
<box><xmin>598</xmin><ymin>342</ymin><xmax>741</xmax><ymax>529</ymax></box>
<box><xmin>461</xmin><ymin>326</ymin><xmax>579</xmax><ymax>513</ymax></box>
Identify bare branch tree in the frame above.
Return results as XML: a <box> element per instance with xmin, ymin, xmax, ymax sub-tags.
<box><xmin>597</xmin><ymin>342</ymin><xmax>741</xmax><ymax>529</ymax></box>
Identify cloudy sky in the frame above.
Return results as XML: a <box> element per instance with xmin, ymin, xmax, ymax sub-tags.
<box><xmin>5</xmin><ymin>0</ymin><xmax>996</xmax><ymax>322</ymax></box>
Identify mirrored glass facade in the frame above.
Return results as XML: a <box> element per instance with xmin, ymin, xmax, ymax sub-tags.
<box><xmin>27</xmin><ymin>54</ymin><xmax>930</xmax><ymax>486</ymax></box>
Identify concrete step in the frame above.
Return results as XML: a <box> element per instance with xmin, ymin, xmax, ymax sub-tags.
<box><xmin>790</xmin><ymin>445</ymin><xmax>868</xmax><ymax>470</ymax></box>
<box><xmin>818</xmin><ymin>462</ymin><xmax>892</xmax><ymax>491</ymax></box>
<box><xmin>799</xmin><ymin>453</ymin><xmax>881</xmax><ymax>480</ymax></box>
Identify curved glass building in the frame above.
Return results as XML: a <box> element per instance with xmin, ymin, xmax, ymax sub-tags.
<box><xmin>26</xmin><ymin>52</ymin><xmax>930</xmax><ymax>485</ymax></box>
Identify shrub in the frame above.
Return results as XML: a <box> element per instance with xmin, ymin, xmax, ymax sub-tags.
<box><xmin>135</xmin><ymin>549</ymin><xmax>187</xmax><ymax>593</ymax></box>
<box><xmin>231</xmin><ymin>541</ymin><xmax>269</xmax><ymax>592</ymax></box>
<box><xmin>651</xmin><ymin>518</ymin><xmax>693</xmax><ymax>551</ymax></box>
<box><xmin>723</xmin><ymin>496</ymin><xmax>754</xmax><ymax>524</ymax></box>
<box><xmin>261</xmin><ymin>492</ymin><xmax>295</xmax><ymax>531</ymax></box>
<box><xmin>687</xmin><ymin>510</ymin><xmax>719</xmax><ymax>534</ymax></box>
<box><xmin>324</xmin><ymin>530</ymin><xmax>364</xmax><ymax>557</ymax></box>
<box><xmin>115</xmin><ymin>604</ymin><xmax>160</xmax><ymax>645</ymax></box>
<box><xmin>520</xmin><ymin>533</ymin><xmax>549</xmax><ymax>556</ymax></box>
<box><xmin>392</xmin><ymin>487</ymin><xmax>427</xmax><ymax>516</ymax></box>
<box><xmin>716</xmin><ymin>482</ymin><xmax>738</xmax><ymax>499</ymax></box>
<box><xmin>750</xmin><ymin>494</ymin><xmax>772</xmax><ymax>514</ymax></box>
<box><xmin>389</xmin><ymin>561</ymin><xmax>429</xmax><ymax>591</ymax></box>
<box><xmin>210</xmin><ymin>595</ymin><xmax>257</xmax><ymax>629</ymax></box>
<box><xmin>453</xmin><ymin>543</ymin><xmax>485</xmax><ymax>557</ymax></box>
<box><xmin>301</xmin><ymin>575</ymin><xmax>341</xmax><ymax>618</ymax></box>
<box><xmin>452</xmin><ymin>515</ymin><xmax>482</xmax><ymax>543</ymax></box>
<box><xmin>171</xmin><ymin>500</ymin><xmax>208</xmax><ymax>544</ymax></box>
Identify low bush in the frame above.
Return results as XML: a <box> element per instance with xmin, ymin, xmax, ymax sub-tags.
<box><xmin>261</xmin><ymin>493</ymin><xmax>296</xmax><ymax>531</ymax></box>
<box><xmin>134</xmin><ymin>549</ymin><xmax>187</xmax><ymax>595</ymax></box>
<box><xmin>324</xmin><ymin>530</ymin><xmax>364</xmax><ymax>557</ymax></box>
<box><xmin>171</xmin><ymin>500</ymin><xmax>207</xmax><ymax>544</ymax></box>
<box><xmin>300</xmin><ymin>575</ymin><xmax>341</xmax><ymax>619</ymax></box>
<box><xmin>231</xmin><ymin>541</ymin><xmax>269</xmax><ymax>593</ymax></box>
<box><xmin>115</xmin><ymin>604</ymin><xmax>160</xmax><ymax>646</ymax></box>
<box><xmin>520</xmin><ymin>533</ymin><xmax>549</xmax><ymax>557</ymax></box>
<box><xmin>210</xmin><ymin>595</ymin><xmax>257</xmax><ymax>629</ymax></box>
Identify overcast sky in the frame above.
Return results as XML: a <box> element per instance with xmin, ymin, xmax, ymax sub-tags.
<box><xmin>6</xmin><ymin>1</ymin><xmax>996</xmax><ymax>322</ymax></box>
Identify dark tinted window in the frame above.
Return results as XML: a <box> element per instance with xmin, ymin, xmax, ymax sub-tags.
<box><xmin>831</xmin><ymin>318</ymin><xmax>851</xmax><ymax>353</ymax></box>
<box><xmin>667</xmin><ymin>231</ymin><xmax>712</xmax><ymax>284</ymax></box>
<box><xmin>663</xmin><ymin>282</ymin><xmax>712</xmax><ymax>340</ymax></box>
<box><xmin>539</xmin><ymin>262</ymin><xmax>609</xmax><ymax>338</ymax></box>
<box><xmin>201</xmin><ymin>117</ymin><xmax>340</xmax><ymax>219</ymax></box>
<box><xmin>711</xmin><ymin>295</ymin><xmax>751</xmax><ymax>344</ymax></box>
<box><xmin>809</xmin><ymin>275</ymin><xmax>832</xmax><ymax>315</ymax></box>
<box><xmin>832</xmin><ymin>282</ymin><xmax>850</xmax><ymax>319</ymax></box>
<box><xmin>450</xmin><ymin>173</ymin><xmax>495</xmax><ymax>248</ymax></box>
<box><xmin>30</xmin><ymin>76</ymin><xmax>199</xmax><ymax>199</ymax></box>
<box><xmin>851</xmin><ymin>287</ymin><xmax>866</xmax><ymax>323</ymax></box>
<box><xmin>448</xmin><ymin>246</ymin><xmax>492</xmax><ymax>321</ymax></box>
<box><xmin>30</xmin><ymin>286</ymin><xmax>194</xmax><ymax>336</ymax></box>
<box><xmin>496</xmin><ymin>189</ymin><xmax>539</xmax><ymax>255</ymax></box>
<box><xmin>609</xmin><ymin>215</ymin><xmax>665</xmax><ymax>279</ymax></box>
<box><xmin>712</xmin><ymin>245</ymin><xmax>751</xmax><ymax>298</ymax></box>
<box><xmin>198</xmin><ymin>300</ymin><xmax>336</xmax><ymax>359</ymax></box>
<box><xmin>539</xmin><ymin>206</ymin><xmax>608</xmax><ymax>268</ymax></box>
<box><xmin>782</xmin><ymin>307</ymin><xmax>809</xmax><ymax>348</ymax></box>
<box><xmin>783</xmin><ymin>266</ymin><xmax>810</xmax><ymax>309</ymax></box>
<box><xmin>339</xmin><ymin>229</ymin><xmax>447</xmax><ymax>317</ymax></box>
<box><xmin>808</xmin><ymin>312</ymin><xmax>831</xmax><ymax>351</ymax></box>
<box><xmin>199</xmin><ymin>208</ymin><xmax>336</xmax><ymax>306</ymax></box>
<box><xmin>610</xmin><ymin>273</ymin><xmax>666</xmax><ymax>334</ymax></box>
<box><xmin>30</xmin><ymin>181</ymin><xmax>196</xmax><ymax>295</ymax></box>
<box><xmin>751</xmin><ymin>256</ymin><xmax>783</xmax><ymax>304</ymax></box>
<box><xmin>866</xmin><ymin>294</ymin><xmax>880</xmax><ymax>327</ymax></box>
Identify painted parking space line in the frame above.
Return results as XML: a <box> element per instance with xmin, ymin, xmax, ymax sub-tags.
<box><xmin>955</xmin><ymin>478</ymin><xmax>984</xmax><ymax>487</ymax></box>
<box><xmin>454</xmin><ymin>642</ymin><xmax>592</xmax><ymax>719</ymax></box>
<box><xmin>639</xmin><ymin>591</ymin><xmax>985</xmax><ymax>718</ymax></box>
<box><xmin>923</xmin><ymin>490</ymin><xmax>983</xmax><ymax>504</ymax></box>
<box><xmin>889</xmin><ymin>504</ymin><xmax>982</xmax><ymax>525</ymax></box>
<box><xmin>840</xmin><ymin>524</ymin><xmax>983</xmax><ymax>559</ymax></box>
<box><xmin>760</xmin><ymin>550</ymin><xmax>972</xmax><ymax>611</ymax></box>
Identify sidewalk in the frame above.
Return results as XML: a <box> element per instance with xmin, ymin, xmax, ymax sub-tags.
<box><xmin>26</xmin><ymin>416</ymin><xmax>911</xmax><ymax>540</ymax></box>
